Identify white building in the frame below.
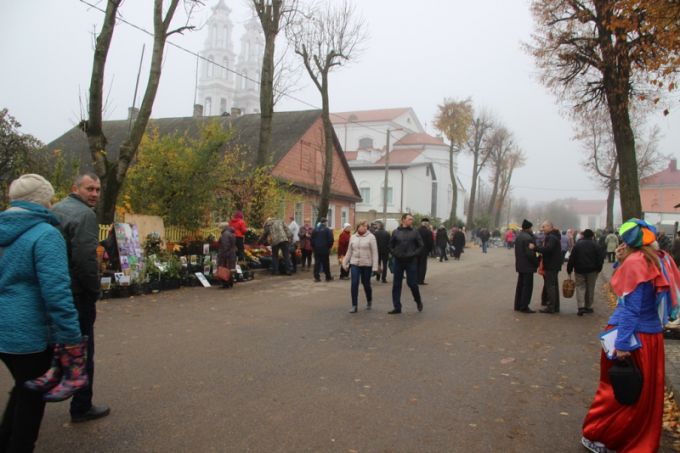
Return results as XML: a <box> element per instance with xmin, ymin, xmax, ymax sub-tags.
<box><xmin>331</xmin><ymin>108</ymin><xmax>466</xmax><ymax>224</ymax></box>
<box><xmin>197</xmin><ymin>1</ymin><xmax>263</xmax><ymax>116</ymax></box>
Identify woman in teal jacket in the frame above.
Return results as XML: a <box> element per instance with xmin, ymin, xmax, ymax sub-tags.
<box><xmin>0</xmin><ymin>174</ymin><xmax>82</xmax><ymax>452</ymax></box>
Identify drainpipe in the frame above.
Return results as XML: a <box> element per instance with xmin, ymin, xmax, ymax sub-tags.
<box><xmin>400</xmin><ymin>169</ymin><xmax>405</xmax><ymax>213</ymax></box>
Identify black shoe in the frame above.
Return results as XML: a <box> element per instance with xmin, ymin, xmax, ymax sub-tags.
<box><xmin>314</xmin><ymin>278</ymin><xmax>321</xmax><ymax>282</ymax></box>
<box><xmin>418</xmin><ymin>282</ymin><xmax>427</xmax><ymax>285</ymax></box>
<box><xmin>349</xmin><ymin>306</ymin><xmax>358</xmax><ymax>313</ymax></box>
<box><xmin>416</xmin><ymin>301</ymin><xmax>423</xmax><ymax>312</ymax></box>
<box><xmin>584</xmin><ymin>308</ymin><xmax>594</xmax><ymax>313</ymax></box>
<box><xmin>367</xmin><ymin>300</ymin><xmax>372</xmax><ymax>310</ymax></box>
<box><xmin>71</xmin><ymin>405</ymin><xmax>110</xmax><ymax>423</ymax></box>
<box><xmin>539</xmin><ymin>308</ymin><xmax>556</xmax><ymax>314</ymax></box>
<box><xmin>577</xmin><ymin>309</ymin><xmax>585</xmax><ymax>316</ymax></box>
<box><xmin>519</xmin><ymin>308</ymin><xmax>536</xmax><ymax>314</ymax></box>
<box><xmin>388</xmin><ymin>309</ymin><xmax>401</xmax><ymax>314</ymax></box>
<box><xmin>326</xmin><ymin>276</ymin><xmax>334</xmax><ymax>281</ymax></box>
<box><xmin>381</xmin><ymin>279</ymin><xmax>387</xmax><ymax>283</ymax></box>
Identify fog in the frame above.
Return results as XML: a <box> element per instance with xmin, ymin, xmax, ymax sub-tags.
<box><xmin>2</xmin><ymin>0</ymin><xmax>678</xmax><ymax>205</ymax></box>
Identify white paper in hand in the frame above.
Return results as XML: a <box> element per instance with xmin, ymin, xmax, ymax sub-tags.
<box><xmin>600</xmin><ymin>328</ymin><xmax>641</xmax><ymax>359</ymax></box>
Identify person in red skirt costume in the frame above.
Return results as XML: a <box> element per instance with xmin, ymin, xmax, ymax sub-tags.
<box><xmin>581</xmin><ymin>219</ymin><xmax>680</xmax><ymax>453</ymax></box>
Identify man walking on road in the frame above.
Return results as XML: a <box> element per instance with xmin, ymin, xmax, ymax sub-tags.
<box><xmin>373</xmin><ymin>221</ymin><xmax>390</xmax><ymax>283</ymax></box>
<box><xmin>388</xmin><ymin>213</ymin><xmax>424</xmax><ymax>314</ymax></box>
<box><xmin>567</xmin><ymin>229</ymin><xmax>605</xmax><ymax>316</ymax></box>
<box><xmin>311</xmin><ymin>218</ymin><xmax>334</xmax><ymax>282</ymax></box>
<box><xmin>417</xmin><ymin>218</ymin><xmax>434</xmax><ymax>285</ymax></box>
<box><xmin>52</xmin><ymin>173</ymin><xmax>110</xmax><ymax>423</ymax></box>
<box><xmin>514</xmin><ymin>219</ymin><xmax>538</xmax><ymax>314</ymax></box>
<box><xmin>478</xmin><ymin>228</ymin><xmax>491</xmax><ymax>254</ymax></box>
<box><xmin>531</xmin><ymin>220</ymin><xmax>562</xmax><ymax>314</ymax></box>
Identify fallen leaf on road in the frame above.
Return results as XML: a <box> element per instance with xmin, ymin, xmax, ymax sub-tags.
<box><xmin>500</xmin><ymin>357</ymin><xmax>516</xmax><ymax>364</ymax></box>
<box><xmin>560</xmin><ymin>412</ymin><xmax>569</xmax><ymax>416</ymax></box>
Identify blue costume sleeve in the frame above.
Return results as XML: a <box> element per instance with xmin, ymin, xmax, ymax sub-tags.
<box><xmin>614</xmin><ymin>282</ymin><xmax>650</xmax><ymax>351</ymax></box>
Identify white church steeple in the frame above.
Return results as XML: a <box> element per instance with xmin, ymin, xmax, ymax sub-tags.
<box><xmin>234</xmin><ymin>15</ymin><xmax>263</xmax><ymax>114</ymax></box>
<box><xmin>197</xmin><ymin>0</ymin><xmax>237</xmax><ymax>116</ymax></box>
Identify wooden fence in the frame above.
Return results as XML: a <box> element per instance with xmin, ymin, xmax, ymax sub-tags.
<box><xmin>99</xmin><ymin>224</ymin><xmax>222</xmax><ymax>243</ymax></box>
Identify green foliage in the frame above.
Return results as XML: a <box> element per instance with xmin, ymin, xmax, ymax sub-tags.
<box><xmin>472</xmin><ymin>214</ymin><xmax>491</xmax><ymax>229</ymax></box>
<box><xmin>123</xmin><ymin>121</ymin><xmax>231</xmax><ymax>229</ymax></box>
<box><xmin>163</xmin><ymin>255</ymin><xmax>182</xmax><ymax>280</ymax></box>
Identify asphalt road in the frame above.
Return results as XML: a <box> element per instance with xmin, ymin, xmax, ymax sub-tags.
<box><xmin>1</xmin><ymin>246</ymin><xmax>671</xmax><ymax>452</ymax></box>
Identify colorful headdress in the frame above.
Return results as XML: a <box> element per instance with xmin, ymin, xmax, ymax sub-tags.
<box><xmin>618</xmin><ymin>218</ymin><xmax>657</xmax><ymax>248</ymax></box>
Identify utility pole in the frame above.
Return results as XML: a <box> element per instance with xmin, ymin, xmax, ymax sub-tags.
<box><xmin>383</xmin><ymin>129</ymin><xmax>391</xmax><ymax>224</ymax></box>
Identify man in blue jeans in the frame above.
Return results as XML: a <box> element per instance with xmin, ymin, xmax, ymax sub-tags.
<box><xmin>388</xmin><ymin>213</ymin><xmax>424</xmax><ymax>314</ymax></box>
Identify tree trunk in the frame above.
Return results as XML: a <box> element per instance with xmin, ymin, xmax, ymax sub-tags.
<box><xmin>487</xmin><ymin>169</ymin><xmax>500</xmax><ymax>219</ymax></box>
<box><xmin>448</xmin><ymin>143</ymin><xmax>457</xmax><ymax>225</ymax></box>
<box><xmin>468</xmin><ymin>151</ymin><xmax>480</xmax><ymax>228</ymax></box>
<box><xmin>317</xmin><ymin>73</ymin><xmax>333</xmax><ymax>223</ymax></box>
<box><xmin>605</xmin><ymin>161</ymin><xmax>618</xmax><ymax>230</ymax></box>
<box><xmin>254</xmin><ymin>1</ymin><xmax>280</xmax><ymax>167</ymax></box>
<box><xmin>609</xmin><ymin>104</ymin><xmax>641</xmax><ymax>220</ymax></box>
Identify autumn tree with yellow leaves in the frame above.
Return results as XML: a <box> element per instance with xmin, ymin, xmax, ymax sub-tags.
<box><xmin>527</xmin><ymin>0</ymin><xmax>680</xmax><ymax>220</ymax></box>
<box><xmin>434</xmin><ymin>98</ymin><xmax>473</xmax><ymax>225</ymax></box>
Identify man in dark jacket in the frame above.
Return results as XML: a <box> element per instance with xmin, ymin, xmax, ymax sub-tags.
<box><xmin>567</xmin><ymin>229</ymin><xmax>605</xmax><ymax>316</ymax></box>
<box><xmin>435</xmin><ymin>225</ymin><xmax>449</xmax><ymax>262</ymax></box>
<box><xmin>52</xmin><ymin>173</ymin><xmax>110</xmax><ymax>423</ymax></box>
<box><xmin>417</xmin><ymin>218</ymin><xmax>434</xmax><ymax>284</ymax></box>
<box><xmin>373</xmin><ymin>221</ymin><xmax>391</xmax><ymax>283</ymax></box>
<box><xmin>514</xmin><ymin>219</ymin><xmax>538</xmax><ymax>313</ymax></box>
<box><xmin>531</xmin><ymin>221</ymin><xmax>562</xmax><ymax>314</ymax></box>
<box><xmin>311</xmin><ymin>218</ymin><xmax>334</xmax><ymax>282</ymax></box>
<box><xmin>478</xmin><ymin>228</ymin><xmax>491</xmax><ymax>254</ymax></box>
<box><xmin>388</xmin><ymin>213</ymin><xmax>424</xmax><ymax>314</ymax></box>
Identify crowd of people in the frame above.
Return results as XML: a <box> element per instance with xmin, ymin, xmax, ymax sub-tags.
<box><xmin>5</xmin><ymin>171</ymin><xmax>680</xmax><ymax>452</ymax></box>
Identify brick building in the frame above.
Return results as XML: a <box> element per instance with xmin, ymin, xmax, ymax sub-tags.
<box><xmin>641</xmin><ymin>158</ymin><xmax>680</xmax><ymax>225</ymax></box>
<box><xmin>44</xmin><ymin>110</ymin><xmax>361</xmax><ymax>229</ymax></box>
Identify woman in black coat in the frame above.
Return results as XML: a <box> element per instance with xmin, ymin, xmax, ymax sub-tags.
<box><xmin>435</xmin><ymin>226</ymin><xmax>449</xmax><ymax>262</ymax></box>
<box><xmin>450</xmin><ymin>227</ymin><xmax>466</xmax><ymax>260</ymax></box>
<box><xmin>218</xmin><ymin>223</ymin><xmax>237</xmax><ymax>287</ymax></box>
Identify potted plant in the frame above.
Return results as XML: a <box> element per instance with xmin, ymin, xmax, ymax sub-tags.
<box><xmin>161</xmin><ymin>255</ymin><xmax>182</xmax><ymax>290</ymax></box>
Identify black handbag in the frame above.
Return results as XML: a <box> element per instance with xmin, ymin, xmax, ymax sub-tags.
<box><xmin>608</xmin><ymin>357</ymin><xmax>643</xmax><ymax>406</ymax></box>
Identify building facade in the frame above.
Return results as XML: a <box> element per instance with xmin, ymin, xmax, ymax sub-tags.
<box><xmin>641</xmin><ymin>159</ymin><xmax>680</xmax><ymax>225</ymax></box>
<box><xmin>331</xmin><ymin>108</ymin><xmax>466</xmax><ymax>224</ymax></box>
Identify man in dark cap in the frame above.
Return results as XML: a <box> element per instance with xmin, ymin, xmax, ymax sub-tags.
<box><xmin>311</xmin><ymin>217</ymin><xmax>334</xmax><ymax>282</ymax></box>
<box><xmin>567</xmin><ymin>229</ymin><xmax>605</xmax><ymax>316</ymax></box>
<box><xmin>417</xmin><ymin>218</ymin><xmax>434</xmax><ymax>285</ymax></box>
<box><xmin>514</xmin><ymin>219</ymin><xmax>538</xmax><ymax>313</ymax></box>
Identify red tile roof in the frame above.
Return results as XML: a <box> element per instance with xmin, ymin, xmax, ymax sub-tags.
<box><xmin>640</xmin><ymin>160</ymin><xmax>680</xmax><ymax>186</ymax></box>
<box><xmin>344</xmin><ymin>151</ymin><xmax>358</xmax><ymax>161</ymax></box>
<box><xmin>330</xmin><ymin>108</ymin><xmax>411</xmax><ymax>124</ymax></box>
<box><xmin>394</xmin><ymin>132</ymin><xmax>445</xmax><ymax>146</ymax></box>
<box><xmin>374</xmin><ymin>147</ymin><xmax>423</xmax><ymax>165</ymax></box>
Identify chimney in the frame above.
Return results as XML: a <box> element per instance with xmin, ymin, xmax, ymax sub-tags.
<box><xmin>127</xmin><ymin>107</ymin><xmax>140</xmax><ymax>121</ymax></box>
<box><xmin>670</xmin><ymin>159</ymin><xmax>677</xmax><ymax>172</ymax></box>
<box><xmin>193</xmin><ymin>104</ymin><xmax>203</xmax><ymax>118</ymax></box>
<box><xmin>230</xmin><ymin>107</ymin><xmax>242</xmax><ymax>117</ymax></box>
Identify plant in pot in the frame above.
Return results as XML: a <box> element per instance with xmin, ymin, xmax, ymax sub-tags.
<box><xmin>144</xmin><ymin>257</ymin><xmax>162</xmax><ymax>293</ymax></box>
<box><xmin>161</xmin><ymin>255</ymin><xmax>182</xmax><ymax>290</ymax></box>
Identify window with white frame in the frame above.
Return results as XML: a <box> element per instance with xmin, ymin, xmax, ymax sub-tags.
<box><xmin>358</xmin><ymin>137</ymin><xmax>374</xmax><ymax>149</ymax></box>
<box><xmin>328</xmin><ymin>204</ymin><xmax>335</xmax><ymax>229</ymax></box>
<box><xmin>381</xmin><ymin>186</ymin><xmax>394</xmax><ymax>205</ymax></box>
<box><xmin>360</xmin><ymin>186</ymin><xmax>370</xmax><ymax>204</ymax></box>
<box><xmin>294</xmin><ymin>202</ymin><xmax>304</xmax><ymax>225</ymax></box>
<box><xmin>341</xmin><ymin>207</ymin><xmax>349</xmax><ymax>227</ymax></box>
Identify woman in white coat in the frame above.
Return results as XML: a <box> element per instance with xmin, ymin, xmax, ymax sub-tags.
<box><xmin>342</xmin><ymin>220</ymin><xmax>380</xmax><ymax>313</ymax></box>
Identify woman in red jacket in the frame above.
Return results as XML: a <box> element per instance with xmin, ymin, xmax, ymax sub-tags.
<box><xmin>229</xmin><ymin>211</ymin><xmax>247</xmax><ymax>261</ymax></box>
<box><xmin>337</xmin><ymin>223</ymin><xmax>352</xmax><ymax>280</ymax></box>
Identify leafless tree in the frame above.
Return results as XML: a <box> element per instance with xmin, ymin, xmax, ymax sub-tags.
<box><xmin>252</xmin><ymin>0</ymin><xmax>298</xmax><ymax>166</ymax></box>
<box><xmin>288</xmin><ymin>0</ymin><xmax>367</xmax><ymax>221</ymax></box>
<box><xmin>465</xmin><ymin>110</ymin><xmax>494</xmax><ymax>227</ymax></box>
<box><xmin>81</xmin><ymin>0</ymin><xmax>201</xmax><ymax>223</ymax></box>
<box><xmin>486</xmin><ymin>126</ymin><xmax>513</xmax><ymax>225</ymax></box>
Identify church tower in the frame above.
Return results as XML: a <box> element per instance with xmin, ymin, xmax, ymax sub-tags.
<box><xmin>196</xmin><ymin>0</ymin><xmax>236</xmax><ymax>116</ymax></box>
<box><xmin>234</xmin><ymin>16</ymin><xmax>263</xmax><ymax>114</ymax></box>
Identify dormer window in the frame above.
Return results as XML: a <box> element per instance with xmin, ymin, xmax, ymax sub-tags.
<box><xmin>358</xmin><ymin>137</ymin><xmax>373</xmax><ymax>149</ymax></box>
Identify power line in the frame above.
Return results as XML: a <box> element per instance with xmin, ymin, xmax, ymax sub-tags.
<box><xmin>78</xmin><ymin>0</ymin><xmax>392</xmax><ymax>138</ymax></box>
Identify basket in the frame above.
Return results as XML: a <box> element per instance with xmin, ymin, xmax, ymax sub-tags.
<box><xmin>562</xmin><ymin>277</ymin><xmax>575</xmax><ymax>298</ymax></box>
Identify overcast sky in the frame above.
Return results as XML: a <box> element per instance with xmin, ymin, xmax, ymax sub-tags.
<box><xmin>2</xmin><ymin>0</ymin><xmax>678</xmax><ymax>204</ymax></box>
